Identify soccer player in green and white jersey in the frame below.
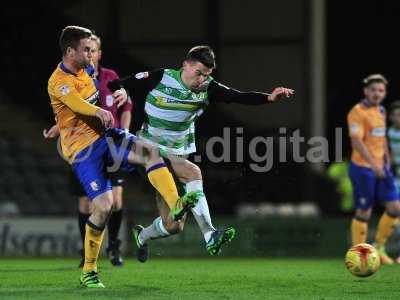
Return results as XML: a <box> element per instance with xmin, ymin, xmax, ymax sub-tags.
<box><xmin>108</xmin><ymin>45</ymin><xmax>294</xmax><ymax>261</ymax></box>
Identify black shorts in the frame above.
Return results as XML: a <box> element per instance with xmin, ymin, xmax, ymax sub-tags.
<box><xmin>70</xmin><ymin>169</ymin><xmax>126</xmax><ymax>198</ymax></box>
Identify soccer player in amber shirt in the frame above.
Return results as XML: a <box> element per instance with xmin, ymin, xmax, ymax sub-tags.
<box><xmin>347</xmin><ymin>74</ymin><xmax>400</xmax><ymax>264</ymax></box>
<box><xmin>45</xmin><ymin>34</ymin><xmax>132</xmax><ymax>267</ymax></box>
<box><xmin>77</xmin><ymin>34</ymin><xmax>132</xmax><ymax>267</ymax></box>
<box><xmin>47</xmin><ymin>26</ymin><xmax>199</xmax><ymax>288</ymax></box>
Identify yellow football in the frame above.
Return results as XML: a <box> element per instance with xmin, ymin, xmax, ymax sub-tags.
<box><xmin>345</xmin><ymin>243</ymin><xmax>381</xmax><ymax>277</ymax></box>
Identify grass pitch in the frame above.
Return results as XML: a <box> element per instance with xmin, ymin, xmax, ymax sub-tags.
<box><xmin>0</xmin><ymin>258</ymin><xmax>399</xmax><ymax>300</ymax></box>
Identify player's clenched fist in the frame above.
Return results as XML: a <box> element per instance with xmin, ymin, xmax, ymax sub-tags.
<box><xmin>113</xmin><ymin>88</ymin><xmax>127</xmax><ymax>108</ymax></box>
<box><xmin>267</xmin><ymin>87</ymin><xmax>294</xmax><ymax>102</ymax></box>
<box><xmin>96</xmin><ymin>108</ymin><xmax>114</xmax><ymax>128</ymax></box>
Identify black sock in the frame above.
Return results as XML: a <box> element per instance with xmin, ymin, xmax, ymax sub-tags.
<box><xmin>107</xmin><ymin>209</ymin><xmax>123</xmax><ymax>245</ymax></box>
<box><xmin>78</xmin><ymin>212</ymin><xmax>91</xmax><ymax>246</ymax></box>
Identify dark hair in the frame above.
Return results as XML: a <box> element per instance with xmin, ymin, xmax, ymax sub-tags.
<box><xmin>59</xmin><ymin>26</ymin><xmax>92</xmax><ymax>56</ymax></box>
<box><xmin>185</xmin><ymin>45</ymin><xmax>216</xmax><ymax>69</ymax></box>
<box><xmin>363</xmin><ymin>74</ymin><xmax>388</xmax><ymax>87</ymax></box>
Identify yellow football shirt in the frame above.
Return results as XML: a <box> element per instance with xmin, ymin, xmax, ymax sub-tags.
<box><xmin>347</xmin><ymin>102</ymin><xmax>386</xmax><ymax>168</ymax></box>
<box><xmin>48</xmin><ymin>63</ymin><xmax>102</xmax><ymax>163</ymax></box>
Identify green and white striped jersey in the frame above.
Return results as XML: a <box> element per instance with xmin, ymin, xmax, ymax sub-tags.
<box><xmin>108</xmin><ymin>67</ymin><xmax>269</xmax><ymax>155</ymax></box>
<box><xmin>139</xmin><ymin>69</ymin><xmax>211</xmax><ymax>155</ymax></box>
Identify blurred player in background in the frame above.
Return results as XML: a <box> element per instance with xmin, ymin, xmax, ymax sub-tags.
<box><xmin>44</xmin><ymin>34</ymin><xmax>133</xmax><ymax>267</ymax></box>
<box><xmin>109</xmin><ymin>45</ymin><xmax>293</xmax><ymax>262</ymax></box>
<box><xmin>47</xmin><ymin>25</ymin><xmax>200</xmax><ymax>288</ymax></box>
<box><xmin>387</xmin><ymin>101</ymin><xmax>400</xmax><ymax>263</ymax></box>
<box><xmin>347</xmin><ymin>74</ymin><xmax>400</xmax><ymax>264</ymax></box>
<box><xmin>388</xmin><ymin>101</ymin><xmax>400</xmax><ymax>191</ymax></box>
<box><xmin>327</xmin><ymin>160</ymin><xmax>353</xmax><ymax>212</ymax></box>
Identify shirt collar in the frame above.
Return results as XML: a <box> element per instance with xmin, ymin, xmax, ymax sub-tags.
<box><xmin>59</xmin><ymin>62</ymin><xmax>78</xmax><ymax>76</ymax></box>
<box><xmin>361</xmin><ymin>98</ymin><xmax>377</xmax><ymax>108</ymax></box>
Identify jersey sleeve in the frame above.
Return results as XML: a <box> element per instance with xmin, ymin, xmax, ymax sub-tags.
<box><xmin>109</xmin><ymin>69</ymin><xmax>119</xmax><ymax>81</ymax></box>
<box><xmin>53</xmin><ymin>78</ymin><xmax>99</xmax><ymax>116</ymax></box>
<box><xmin>347</xmin><ymin>109</ymin><xmax>365</xmax><ymax>139</ymax></box>
<box><xmin>107</xmin><ymin>69</ymin><xmax>163</xmax><ymax>97</ymax></box>
<box><xmin>207</xmin><ymin>80</ymin><xmax>269</xmax><ymax>105</ymax></box>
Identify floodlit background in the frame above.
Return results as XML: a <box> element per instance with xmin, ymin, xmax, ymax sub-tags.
<box><xmin>1</xmin><ymin>0</ymin><xmax>400</xmax><ymax>258</ymax></box>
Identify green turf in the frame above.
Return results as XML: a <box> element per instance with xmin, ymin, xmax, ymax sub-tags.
<box><xmin>0</xmin><ymin>258</ymin><xmax>399</xmax><ymax>300</ymax></box>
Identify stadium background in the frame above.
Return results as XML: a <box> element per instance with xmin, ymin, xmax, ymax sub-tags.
<box><xmin>1</xmin><ymin>0</ymin><xmax>400</xmax><ymax>258</ymax></box>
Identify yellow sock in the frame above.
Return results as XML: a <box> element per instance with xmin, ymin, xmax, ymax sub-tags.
<box><xmin>375</xmin><ymin>212</ymin><xmax>398</xmax><ymax>247</ymax></box>
<box><xmin>83</xmin><ymin>223</ymin><xmax>105</xmax><ymax>273</ymax></box>
<box><xmin>351</xmin><ymin>218</ymin><xmax>368</xmax><ymax>245</ymax></box>
<box><xmin>147</xmin><ymin>164</ymin><xmax>179</xmax><ymax>210</ymax></box>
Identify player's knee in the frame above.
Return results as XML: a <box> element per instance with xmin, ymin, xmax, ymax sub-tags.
<box><xmin>93</xmin><ymin>197</ymin><xmax>113</xmax><ymax>217</ymax></box>
<box><xmin>177</xmin><ymin>161</ymin><xmax>202</xmax><ymax>182</ymax></box>
<box><xmin>186</xmin><ymin>163</ymin><xmax>202</xmax><ymax>180</ymax></box>
<box><xmin>113</xmin><ymin>199</ymin><xmax>123</xmax><ymax>211</ymax></box>
<box><xmin>112</xmin><ymin>191</ymin><xmax>123</xmax><ymax>210</ymax></box>
<box><xmin>145</xmin><ymin>145</ymin><xmax>161</xmax><ymax>163</ymax></box>
<box><xmin>78</xmin><ymin>196</ymin><xmax>91</xmax><ymax>214</ymax></box>
<box><xmin>165</xmin><ymin>221</ymin><xmax>185</xmax><ymax>235</ymax></box>
<box><xmin>98</xmin><ymin>203</ymin><xmax>112</xmax><ymax>216</ymax></box>
<box><xmin>355</xmin><ymin>209</ymin><xmax>372</xmax><ymax>221</ymax></box>
<box><xmin>385</xmin><ymin>201</ymin><xmax>400</xmax><ymax>216</ymax></box>
<box><xmin>113</xmin><ymin>196</ymin><xmax>123</xmax><ymax>211</ymax></box>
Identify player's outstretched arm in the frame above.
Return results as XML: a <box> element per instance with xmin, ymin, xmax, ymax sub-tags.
<box><xmin>207</xmin><ymin>80</ymin><xmax>294</xmax><ymax>105</ymax></box>
<box><xmin>268</xmin><ymin>87</ymin><xmax>295</xmax><ymax>102</ymax></box>
<box><xmin>107</xmin><ymin>70</ymin><xmax>163</xmax><ymax>98</ymax></box>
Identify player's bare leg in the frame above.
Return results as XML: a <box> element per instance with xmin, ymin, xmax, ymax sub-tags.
<box><xmin>374</xmin><ymin>201</ymin><xmax>400</xmax><ymax>264</ymax></box>
<box><xmin>135</xmin><ymin>154</ymin><xmax>235</xmax><ymax>258</ymax></box>
<box><xmin>127</xmin><ymin>139</ymin><xmax>200</xmax><ymax>262</ymax></box>
<box><xmin>133</xmin><ymin>191</ymin><xmax>189</xmax><ymax>263</ymax></box>
<box><xmin>168</xmin><ymin>157</ymin><xmax>236</xmax><ymax>255</ymax></box>
<box><xmin>168</xmin><ymin>157</ymin><xmax>215</xmax><ymax>237</ymax></box>
<box><xmin>106</xmin><ymin>186</ymin><xmax>124</xmax><ymax>266</ymax></box>
<box><xmin>127</xmin><ymin>139</ymin><xmax>200</xmax><ymax>220</ymax></box>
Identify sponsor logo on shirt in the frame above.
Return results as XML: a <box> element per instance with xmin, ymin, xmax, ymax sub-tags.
<box><xmin>371</xmin><ymin>127</ymin><xmax>385</xmax><ymax>137</ymax></box>
<box><xmin>155</xmin><ymin>96</ymin><xmax>201</xmax><ymax>110</ymax></box>
<box><xmin>60</xmin><ymin>85</ymin><xmax>70</xmax><ymax>96</ymax></box>
<box><xmin>86</xmin><ymin>90</ymin><xmax>99</xmax><ymax>105</ymax></box>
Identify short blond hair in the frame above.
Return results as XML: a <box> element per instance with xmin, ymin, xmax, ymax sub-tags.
<box><xmin>363</xmin><ymin>74</ymin><xmax>388</xmax><ymax>87</ymax></box>
<box><xmin>90</xmin><ymin>34</ymin><xmax>101</xmax><ymax>50</ymax></box>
